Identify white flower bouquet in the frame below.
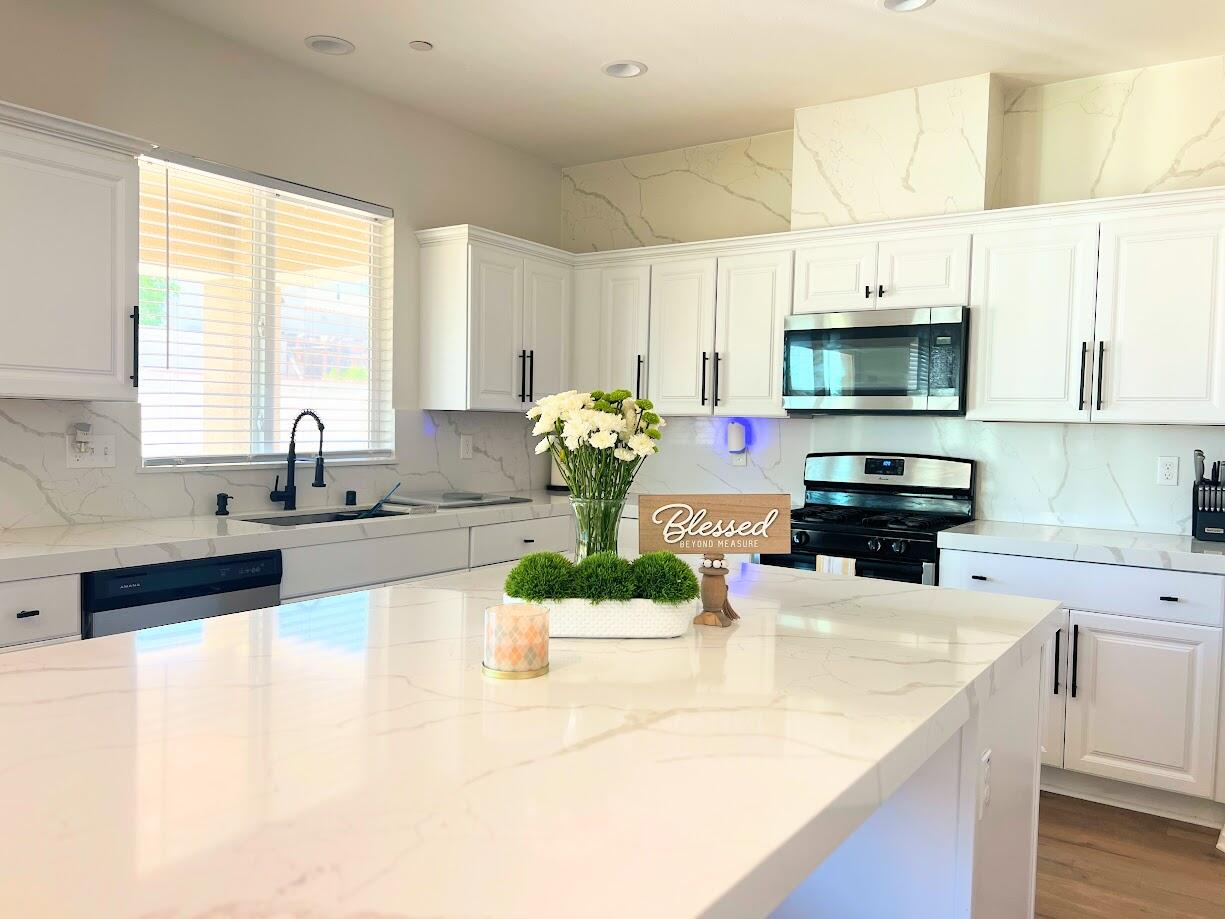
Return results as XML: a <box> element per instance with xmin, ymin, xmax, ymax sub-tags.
<box><xmin>527</xmin><ymin>388</ymin><xmax>665</xmax><ymax>557</ymax></box>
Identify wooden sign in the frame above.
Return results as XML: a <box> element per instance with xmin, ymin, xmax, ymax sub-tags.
<box><xmin>638</xmin><ymin>494</ymin><xmax>792</xmax><ymax>556</ymax></box>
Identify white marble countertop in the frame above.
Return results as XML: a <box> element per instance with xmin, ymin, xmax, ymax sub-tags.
<box><xmin>940</xmin><ymin>519</ymin><xmax>1225</xmax><ymax>575</ymax></box>
<box><xmin>0</xmin><ymin>561</ymin><xmax>1059</xmax><ymax>918</ymax></box>
<box><xmin>0</xmin><ymin>490</ymin><xmax>574</xmax><ymax>583</ymax></box>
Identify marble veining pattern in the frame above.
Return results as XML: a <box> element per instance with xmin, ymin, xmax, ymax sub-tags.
<box><xmin>0</xmin><ymin>560</ymin><xmax>1058</xmax><ymax>918</ymax></box>
<box><xmin>560</xmin><ymin>131</ymin><xmax>793</xmax><ymax>251</ymax></box>
<box><xmin>998</xmin><ymin>54</ymin><xmax>1225</xmax><ymax>207</ymax></box>
<box><xmin>0</xmin><ymin>400</ymin><xmax>549</xmax><ymax>530</ymax></box>
<box><xmin>791</xmin><ymin>74</ymin><xmax>999</xmax><ymax>229</ymax></box>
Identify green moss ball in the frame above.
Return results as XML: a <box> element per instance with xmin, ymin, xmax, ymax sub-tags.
<box><xmin>631</xmin><ymin>552</ymin><xmax>700</xmax><ymax>604</ymax></box>
<box><xmin>504</xmin><ymin>552</ymin><xmax>575</xmax><ymax>601</ymax></box>
<box><xmin>570</xmin><ymin>552</ymin><xmax>636</xmax><ymax>603</ymax></box>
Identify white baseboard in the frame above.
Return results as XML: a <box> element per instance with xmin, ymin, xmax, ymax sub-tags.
<box><xmin>1042</xmin><ymin>766</ymin><xmax>1225</xmax><ymax>829</ymax></box>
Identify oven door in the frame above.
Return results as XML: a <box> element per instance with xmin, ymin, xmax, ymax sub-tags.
<box><xmin>855</xmin><ymin>557</ymin><xmax>935</xmax><ymax>585</ymax></box>
<box><xmin>782</xmin><ymin>307</ymin><xmax>965</xmax><ymax>413</ymax></box>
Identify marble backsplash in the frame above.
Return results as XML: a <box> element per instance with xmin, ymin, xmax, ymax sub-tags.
<box><xmin>0</xmin><ymin>400</ymin><xmax>549</xmax><ymax>529</ymax></box>
<box><xmin>633</xmin><ymin>414</ymin><xmax>1225</xmax><ymax>537</ymax></box>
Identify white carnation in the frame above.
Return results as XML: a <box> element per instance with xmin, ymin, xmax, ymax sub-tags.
<box><xmin>534</xmin><ymin>438</ymin><xmax>551</xmax><ymax>455</ymax></box>
<box><xmin>627</xmin><ymin>432</ymin><xmax>656</xmax><ymax>457</ymax></box>
<box><xmin>589</xmin><ymin>430</ymin><xmax>617</xmax><ymax>449</ymax></box>
<box><xmin>614</xmin><ymin>447</ymin><xmax>637</xmax><ymax>462</ymax></box>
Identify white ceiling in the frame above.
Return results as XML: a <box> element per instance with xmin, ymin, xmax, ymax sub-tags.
<box><xmin>144</xmin><ymin>0</ymin><xmax>1225</xmax><ymax>166</ymax></box>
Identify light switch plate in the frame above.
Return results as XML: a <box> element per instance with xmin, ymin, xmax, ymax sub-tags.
<box><xmin>65</xmin><ymin>434</ymin><xmax>116</xmax><ymax>469</ymax></box>
<box><xmin>459</xmin><ymin>434</ymin><xmax>473</xmax><ymax>460</ymax></box>
<box><xmin>1157</xmin><ymin>456</ymin><xmax>1179</xmax><ymax>486</ymax></box>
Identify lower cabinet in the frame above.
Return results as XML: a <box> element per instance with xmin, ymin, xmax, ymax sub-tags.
<box><xmin>469</xmin><ymin>515</ymin><xmax>573</xmax><ymax>567</ymax></box>
<box><xmin>1063</xmin><ymin>609</ymin><xmax>1221</xmax><ymax>797</ymax></box>
<box><xmin>281</xmin><ymin>529</ymin><xmax>470</xmax><ymax>600</ymax></box>
<box><xmin>1040</xmin><ymin>615</ymin><xmax>1070</xmax><ymax>769</ymax></box>
<box><xmin>0</xmin><ymin>574</ymin><xmax>81</xmax><ymax>652</ymax></box>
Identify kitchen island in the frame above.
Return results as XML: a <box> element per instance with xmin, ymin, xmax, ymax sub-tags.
<box><xmin>0</xmin><ymin>561</ymin><xmax>1059</xmax><ymax>918</ymax></box>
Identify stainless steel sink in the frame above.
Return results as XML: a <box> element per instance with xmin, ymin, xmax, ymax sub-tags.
<box><xmin>247</xmin><ymin>508</ymin><xmax>409</xmax><ymax>527</ymax></box>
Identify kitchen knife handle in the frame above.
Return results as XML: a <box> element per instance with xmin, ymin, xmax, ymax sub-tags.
<box><xmin>1070</xmin><ymin>623</ymin><xmax>1080</xmax><ymax>698</ymax></box>
<box><xmin>1077</xmin><ymin>342</ymin><xmax>1088</xmax><ymax>410</ymax></box>
<box><xmin>1095</xmin><ymin>341</ymin><xmax>1105</xmax><ymax>410</ymax></box>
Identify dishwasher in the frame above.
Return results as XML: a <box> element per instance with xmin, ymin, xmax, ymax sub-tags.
<box><xmin>83</xmin><ymin>551</ymin><xmax>282</xmax><ymax>638</ymax></box>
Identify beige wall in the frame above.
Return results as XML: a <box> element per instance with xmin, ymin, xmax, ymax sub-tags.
<box><xmin>560</xmin><ymin>131</ymin><xmax>792</xmax><ymax>252</ymax></box>
<box><xmin>0</xmin><ymin>0</ymin><xmax>562</xmax><ymax>409</ymax></box>
<box><xmin>998</xmin><ymin>55</ymin><xmax>1225</xmax><ymax>207</ymax></box>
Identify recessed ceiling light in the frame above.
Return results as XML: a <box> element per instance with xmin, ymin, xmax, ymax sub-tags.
<box><xmin>304</xmin><ymin>35</ymin><xmax>355</xmax><ymax>55</ymax></box>
<box><xmin>409</xmin><ymin>40</ymin><xmax>434</xmax><ymax>52</ymax></box>
<box><xmin>602</xmin><ymin>60</ymin><xmax>648</xmax><ymax>79</ymax></box>
<box><xmin>880</xmin><ymin>0</ymin><xmax>935</xmax><ymax>10</ymax></box>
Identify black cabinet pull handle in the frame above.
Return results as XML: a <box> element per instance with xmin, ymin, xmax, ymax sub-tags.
<box><xmin>1160</xmin><ymin>595</ymin><xmax>1179</xmax><ymax>602</ymax></box>
<box><xmin>877</xmin><ymin>284</ymin><xmax>886</xmax><ymax>298</ymax></box>
<box><xmin>517</xmin><ymin>349</ymin><xmax>527</xmax><ymax>403</ymax></box>
<box><xmin>1053</xmin><ymin>628</ymin><xmax>1061</xmax><ymax>695</ymax></box>
<box><xmin>527</xmin><ymin>350</ymin><xmax>535</xmax><ymax>402</ymax></box>
<box><xmin>635</xmin><ymin>354</ymin><xmax>644</xmax><ymax>398</ymax></box>
<box><xmin>971</xmin><ymin>574</ymin><xmax>988</xmax><ymax>581</ymax></box>
<box><xmin>1077</xmin><ymin>342</ymin><xmax>1088</xmax><ymax>411</ymax></box>
<box><xmin>712</xmin><ymin>352</ymin><xmax>721</xmax><ymax>407</ymax></box>
<box><xmin>129</xmin><ymin>305</ymin><xmax>139</xmax><ymax>387</ymax></box>
<box><xmin>522</xmin><ymin>538</ymin><xmax>535</xmax><ymax>544</ymax></box>
<box><xmin>700</xmin><ymin>352</ymin><xmax>708</xmax><ymax>405</ymax></box>
<box><xmin>865</xmin><ymin>285</ymin><xmax>871</xmax><ymax>300</ymax></box>
<box><xmin>1095</xmin><ymin>341</ymin><xmax>1105</xmax><ymax>411</ymax></box>
<box><xmin>16</xmin><ymin>609</ymin><xmax>39</xmax><ymax>619</ymax></box>
<box><xmin>1070</xmin><ymin>623</ymin><xmax>1080</xmax><ymax>698</ymax></box>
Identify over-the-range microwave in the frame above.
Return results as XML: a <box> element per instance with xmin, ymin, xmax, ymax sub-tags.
<box><xmin>782</xmin><ymin>306</ymin><xmax>968</xmax><ymax>415</ymax></box>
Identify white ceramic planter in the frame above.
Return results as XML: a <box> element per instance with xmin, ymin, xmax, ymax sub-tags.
<box><xmin>503</xmin><ymin>594</ymin><xmax>695</xmax><ymax>639</ymax></box>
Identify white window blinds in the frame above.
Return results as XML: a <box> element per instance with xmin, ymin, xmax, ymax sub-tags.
<box><xmin>137</xmin><ymin>157</ymin><xmax>394</xmax><ymax>466</ymax></box>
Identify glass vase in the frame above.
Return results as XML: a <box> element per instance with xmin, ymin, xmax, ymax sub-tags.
<box><xmin>570</xmin><ymin>497</ymin><xmax>626</xmax><ymax>561</ymax></box>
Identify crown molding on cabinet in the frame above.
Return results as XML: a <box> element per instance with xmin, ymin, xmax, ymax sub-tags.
<box><xmin>416</xmin><ymin>224</ymin><xmax>574</xmax><ymax>266</ymax></box>
<box><xmin>0</xmin><ymin>100</ymin><xmax>153</xmax><ymax>158</ymax></box>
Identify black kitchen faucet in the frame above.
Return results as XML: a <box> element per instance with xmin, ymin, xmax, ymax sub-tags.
<box><xmin>269</xmin><ymin>410</ymin><xmax>326</xmax><ymax>511</ymax></box>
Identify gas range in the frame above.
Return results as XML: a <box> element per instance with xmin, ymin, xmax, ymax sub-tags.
<box><xmin>761</xmin><ymin>453</ymin><xmax>976</xmax><ymax>584</ymax></box>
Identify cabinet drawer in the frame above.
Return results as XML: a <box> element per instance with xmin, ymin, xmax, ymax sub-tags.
<box><xmin>470</xmin><ymin>516</ymin><xmax>574</xmax><ymax>567</ymax></box>
<box><xmin>282</xmin><ymin>529</ymin><xmax>469</xmax><ymax>600</ymax></box>
<box><xmin>940</xmin><ymin>550</ymin><xmax>1224</xmax><ymax>627</ymax></box>
<box><xmin>0</xmin><ymin>575</ymin><xmax>80</xmax><ymax>649</ymax></box>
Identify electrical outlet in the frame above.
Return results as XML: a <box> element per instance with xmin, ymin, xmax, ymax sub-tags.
<box><xmin>459</xmin><ymin>434</ymin><xmax>473</xmax><ymax>460</ymax></box>
<box><xmin>1157</xmin><ymin>456</ymin><xmax>1179</xmax><ymax>486</ymax></box>
<box><xmin>730</xmin><ymin>452</ymin><xmax>748</xmax><ymax>467</ymax></box>
<box><xmin>977</xmin><ymin>749</ymin><xmax>992</xmax><ymax>820</ymax></box>
<box><xmin>65</xmin><ymin>434</ymin><xmax>116</xmax><ymax>469</ymax></box>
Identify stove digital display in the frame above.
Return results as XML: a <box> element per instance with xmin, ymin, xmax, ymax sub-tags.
<box><xmin>865</xmin><ymin>457</ymin><xmax>905</xmax><ymax>476</ymax></box>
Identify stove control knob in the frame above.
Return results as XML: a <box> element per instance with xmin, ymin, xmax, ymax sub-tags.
<box><xmin>866</xmin><ymin>537</ymin><xmax>882</xmax><ymax>553</ymax></box>
<box><xmin>889</xmin><ymin>540</ymin><xmax>906</xmax><ymax>555</ymax></box>
<box><xmin>792</xmin><ymin>530</ymin><xmax>810</xmax><ymax>547</ymax></box>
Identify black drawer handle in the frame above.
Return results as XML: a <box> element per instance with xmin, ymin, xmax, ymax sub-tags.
<box><xmin>971</xmin><ymin>575</ymin><xmax>989</xmax><ymax>581</ymax></box>
<box><xmin>1160</xmin><ymin>595</ymin><xmax>1179</xmax><ymax>602</ymax></box>
<box><xmin>522</xmin><ymin>538</ymin><xmax>535</xmax><ymax>544</ymax></box>
<box><xmin>16</xmin><ymin>609</ymin><xmax>40</xmax><ymax>619</ymax></box>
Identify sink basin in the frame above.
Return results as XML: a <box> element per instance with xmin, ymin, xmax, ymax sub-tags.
<box><xmin>247</xmin><ymin>509</ymin><xmax>406</xmax><ymax>527</ymax></box>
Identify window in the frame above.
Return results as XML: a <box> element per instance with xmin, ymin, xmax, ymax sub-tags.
<box><xmin>137</xmin><ymin>157</ymin><xmax>394</xmax><ymax>466</ymax></box>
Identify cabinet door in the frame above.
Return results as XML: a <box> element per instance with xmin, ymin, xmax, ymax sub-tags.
<box><xmin>876</xmin><ymin>233</ymin><xmax>971</xmax><ymax>308</ymax></box>
<box><xmin>714</xmin><ymin>250</ymin><xmax>792</xmax><ymax>417</ymax></box>
<box><xmin>648</xmin><ymin>258</ymin><xmax>717</xmax><ymax>415</ymax></box>
<box><xmin>1093</xmin><ymin>212</ymin><xmax>1225</xmax><ymax>424</ymax></box>
<box><xmin>1064</xmin><ymin>609</ymin><xmax>1221</xmax><ymax>796</ymax></box>
<box><xmin>0</xmin><ymin>126</ymin><xmax>137</xmax><ymax>400</ymax></box>
<box><xmin>792</xmin><ymin>241</ymin><xmax>876</xmax><ymax>313</ymax></box>
<box><xmin>1041</xmin><ymin>624</ymin><xmax>1069</xmax><ymax>768</ymax></box>
<box><xmin>967</xmin><ymin>223</ymin><xmax>1099</xmax><ymax>421</ymax></box>
<box><xmin>468</xmin><ymin>243</ymin><xmax>524</xmax><ymax>411</ymax></box>
<box><xmin>600</xmin><ymin>265</ymin><xmax>651</xmax><ymax>397</ymax></box>
<box><xmin>523</xmin><ymin>257</ymin><xmax>570</xmax><ymax>403</ymax></box>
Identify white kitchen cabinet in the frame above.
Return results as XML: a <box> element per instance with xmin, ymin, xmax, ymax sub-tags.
<box><xmin>1039</xmin><ymin>617</ymin><xmax>1070</xmax><ymax>769</ymax></box>
<box><xmin>714</xmin><ymin>250</ymin><xmax>791</xmax><ymax>416</ymax></box>
<box><xmin>0</xmin><ymin>105</ymin><xmax>148</xmax><ymax>401</ymax></box>
<box><xmin>600</xmin><ymin>265</ymin><xmax>651</xmax><ymax>397</ymax></box>
<box><xmin>523</xmin><ymin>256</ymin><xmax>570</xmax><ymax>403</ymax></box>
<box><xmin>281</xmin><ymin>529</ymin><xmax>470</xmax><ymax>600</ymax></box>
<box><xmin>1092</xmin><ymin>211</ymin><xmax>1225</xmax><ymax>424</ymax></box>
<box><xmin>967</xmin><ymin>222</ymin><xmax>1100</xmax><ymax>422</ymax></box>
<box><xmin>418</xmin><ymin>227</ymin><xmax>572</xmax><ymax>411</ymax></box>
<box><xmin>469</xmin><ymin>515</ymin><xmax>574</xmax><ymax>567</ymax></box>
<box><xmin>1063</xmin><ymin>609</ymin><xmax>1221</xmax><ymax>797</ymax></box>
<box><xmin>792</xmin><ymin>233</ymin><xmax>969</xmax><ymax>314</ymax></box>
<box><xmin>648</xmin><ymin>257</ymin><xmax>717</xmax><ymax>415</ymax></box>
<box><xmin>0</xmin><ymin>574</ymin><xmax>80</xmax><ymax>651</ymax></box>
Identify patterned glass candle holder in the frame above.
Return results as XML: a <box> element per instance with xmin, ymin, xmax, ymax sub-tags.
<box><xmin>483</xmin><ymin>603</ymin><xmax>550</xmax><ymax>679</ymax></box>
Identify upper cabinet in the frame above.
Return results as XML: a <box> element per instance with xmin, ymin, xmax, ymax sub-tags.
<box><xmin>793</xmin><ymin>232</ymin><xmax>970</xmax><ymax>314</ymax></box>
<box><xmin>0</xmin><ymin>104</ymin><xmax>149</xmax><ymax>401</ymax></box>
<box><xmin>967</xmin><ymin>221</ymin><xmax>1100</xmax><ymax>422</ymax></box>
<box><xmin>418</xmin><ymin>228</ymin><xmax>572</xmax><ymax>412</ymax></box>
<box><xmin>600</xmin><ymin>265</ymin><xmax>651</xmax><ymax>398</ymax></box>
<box><xmin>1093</xmin><ymin>211</ymin><xmax>1225</xmax><ymax>425</ymax></box>
<box><xmin>648</xmin><ymin>258</ymin><xmax>717</xmax><ymax>415</ymax></box>
<box><xmin>714</xmin><ymin>250</ymin><xmax>792</xmax><ymax>416</ymax></box>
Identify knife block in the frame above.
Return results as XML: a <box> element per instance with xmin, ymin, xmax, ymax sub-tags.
<box><xmin>1192</xmin><ymin>484</ymin><xmax>1225</xmax><ymax>542</ymax></box>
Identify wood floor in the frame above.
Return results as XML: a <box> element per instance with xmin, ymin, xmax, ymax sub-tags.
<box><xmin>1036</xmin><ymin>791</ymin><xmax>1225</xmax><ymax>918</ymax></box>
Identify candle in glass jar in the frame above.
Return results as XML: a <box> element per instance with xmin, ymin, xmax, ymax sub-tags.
<box><xmin>483</xmin><ymin>603</ymin><xmax>549</xmax><ymax>679</ymax></box>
